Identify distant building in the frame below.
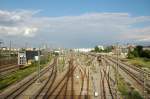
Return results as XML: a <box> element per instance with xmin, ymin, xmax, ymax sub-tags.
<box><xmin>2</xmin><ymin>47</ymin><xmax>7</xmax><ymax>50</ymax></box>
<box><xmin>143</xmin><ymin>46</ymin><xmax>150</xmax><ymax>51</ymax></box>
<box><xmin>18</xmin><ymin>51</ymin><xmax>39</xmax><ymax>65</ymax></box>
<box><xmin>112</xmin><ymin>45</ymin><xmax>122</xmax><ymax>55</ymax></box>
<box><xmin>111</xmin><ymin>44</ymin><xmax>136</xmax><ymax>58</ymax></box>
<box><xmin>1</xmin><ymin>47</ymin><xmax>20</xmax><ymax>51</ymax></box>
<box><xmin>127</xmin><ymin>45</ymin><xmax>136</xmax><ymax>52</ymax></box>
<box><xmin>97</xmin><ymin>45</ymin><xmax>104</xmax><ymax>50</ymax></box>
<box><xmin>26</xmin><ymin>51</ymin><xmax>38</xmax><ymax>64</ymax></box>
<box><xmin>18</xmin><ymin>51</ymin><xmax>26</xmax><ymax>65</ymax></box>
<box><xmin>26</xmin><ymin>48</ymin><xmax>38</xmax><ymax>51</ymax></box>
<box><xmin>74</xmin><ymin>48</ymin><xmax>94</xmax><ymax>52</ymax></box>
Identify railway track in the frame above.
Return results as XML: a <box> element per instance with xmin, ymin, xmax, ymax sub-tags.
<box><xmin>56</xmin><ymin>59</ymin><xmax>75</xmax><ymax>99</ymax></box>
<box><xmin>108</xmin><ymin>55</ymin><xmax>150</xmax><ymax>77</ymax></box>
<box><xmin>106</xmin><ymin>57</ymin><xmax>150</xmax><ymax>92</ymax></box>
<box><xmin>100</xmin><ymin>59</ymin><xmax>114</xmax><ymax>99</ymax></box>
<box><xmin>78</xmin><ymin>68</ymin><xmax>85</xmax><ymax>99</ymax></box>
<box><xmin>100</xmin><ymin>63</ymin><xmax>106</xmax><ymax>99</ymax></box>
<box><xmin>0</xmin><ymin>63</ymin><xmax>17</xmax><ymax>69</ymax></box>
<box><xmin>42</xmin><ymin>59</ymin><xmax>76</xmax><ymax>99</ymax></box>
<box><xmin>0</xmin><ymin>58</ymin><xmax>17</xmax><ymax>66</ymax></box>
<box><xmin>104</xmin><ymin>59</ymin><xmax>115</xmax><ymax>99</ymax></box>
<box><xmin>71</xmin><ymin>62</ymin><xmax>74</xmax><ymax>99</ymax></box>
<box><xmin>63</xmin><ymin>66</ymin><xmax>72</xmax><ymax>99</ymax></box>
<box><xmin>78</xmin><ymin>66</ymin><xmax>89</xmax><ymax>99</ymax></box>
<box><xmin>86</xmin><ymin>69</ymin><xmax>90</xmax><ymax>99</ymax></box>
<box><xmin>1</xmin><ymin>58</ymin><xmax>56</xmax><ymax>99</ymax></box>
<box><xmin>0</xmin><ymin>64</ymin><xmax>18</xmax><ymax>73</ymax></box>
<box><xmin>35</xmin><ymin>58</ymin><xmax>57</xmax><ymax>99</ymax></box>
<box><xmin>103</xmin><ymin>56</ymin><xmax>150</xmax><ymax>97</ymax></box>
<box><xmin>0</xmin><ymin>64</ymin><xmax>19</xmax><ymax>77</ymax></box>
<box><xmin>106</xmin><ymin>72</ymin><xmax>114</xmax><ymax>99</ymax></box>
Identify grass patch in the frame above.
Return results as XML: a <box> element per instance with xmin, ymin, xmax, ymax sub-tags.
<box><xmin>58</xmin><ymin>57</ymin><xmax>65</xmax><ymax>72</ymax></box>
<box><xmin>118</xmin><ymin>76</ymin><xmax>129</xmax><ymax>96</ymax></box>
<box><xmin>0</xmin><ymin>56</ymin><xmax>53</xmax><ymax>91</ymax></box>
<box><xmin>0</xmin><ymin>63</ymin><xmax>36</xmax><ymax>91</ymax></box>
<box><xmin>118</xmin><ymin>75</ymin><xmax>143</xmax><ymax>99</ymax></box>
<box><xmin>127</xmin><ymin>57</ymin><xmax>150</xmax><ymax>69</ymax></box>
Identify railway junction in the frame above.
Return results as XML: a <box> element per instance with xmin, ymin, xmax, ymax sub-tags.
<box><xmin>0</xmin><ymin>52</ymin><xmax>150</xmax><ymax>99</ymax></box>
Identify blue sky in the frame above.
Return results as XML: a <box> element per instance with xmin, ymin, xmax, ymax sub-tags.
<box><xmin>1</xmin><ymin>0</ymin><xmax>150</xmax><ymax>16</ymax></box>
<box><xmin>0</xmin><ymin>0</ymin><xmax>150</xmax><ymax>48</ymax></box>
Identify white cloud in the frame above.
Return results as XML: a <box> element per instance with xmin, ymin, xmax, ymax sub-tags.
<box><xmin>0</xmin><ymin>26</ymin><xmax>38</xmax><ymax>37</ymax></box>
<box><xmin>24</xmin><ymin>27</ymin><xmax>38</xmax><ymax>37</ymax></box>
<box><xmin>0</xmin><ymin>9</ymin><xmax>150</xmax><ymax>42</ymax></box>
<box><xmin>0</xmin><ymin>10</ymin><xmax>39</xmax><ymax>37</ymax></box>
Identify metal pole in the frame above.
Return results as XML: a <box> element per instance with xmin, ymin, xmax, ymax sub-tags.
<box><xmin>38</xmin><ymin>47</ymin><xmax>41</xmax><ymax>82</ymax></box>
<box><xmin>63</xmin><ymin>53</ymin><xmax>65</xmax><ymax>71</ymax></box>
<box><xmin>0</xmin><ymin>40</ymin><xmax>2</xmax><ymax>66</ymax></box>
<box><xmin>115</xmin><ymin>43</ymin><xmax>119</xmax><ymax>99</ymax></box>
<box><xmin>143</xmin><ymin>69</ymin><xmax>148</xmax><ymax>99</ymax></box>
<box><xmin>25</xmin><ymin>42</ymin><xmax>28</xmax><ymax>50</ymax></box>
<box><xmin>9</xmin><ymin>40</ymin><xmax>11</xmax><ymax>64</ymax></box>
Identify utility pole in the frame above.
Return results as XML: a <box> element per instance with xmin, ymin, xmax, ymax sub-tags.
<box><xmin>62</xmin><ymin>52</ymin><xmax>65</xmax><ymax>72</ymax></box>
<box><xmin>9</xmin><ymin>40</ymin><xmax>12</xmax><ymax>64</ymax></box>
<box><xmin>25</xmin><ymin>42</ymin><xmax>28</xmax><ymax>50</ymax></box>
<box><xmin>37</xmin><ymin>47</ymin><xmax>41</xmax><ymax>83</ymax></box>
<box><xmin>0</xmin><ymin>39</ymin><xmax>3</xmax><ymax>66</ymax></box>
<box><xmin>143</xmin><ymin>68</ymin><xmax>148</xmax><ymax>99</ymax></box>
<box><xmin>115</xmin><ymin>42</ymin><xmax>119</xmax><ymax>99</ymax></box>
<box><xmin>0</xmin><ymin>40</ymin><xmax>3</xmax><ymax>55</ymax></box>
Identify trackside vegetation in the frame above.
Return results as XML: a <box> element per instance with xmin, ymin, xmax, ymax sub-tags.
<box><xmin>127</xmin><ymin>45</ymin><xmax>150</xmax><ymax>69</ymax></box>
<box><xmin>0</xmin><ymin>54</ymin><xmax>53</xmax><ymax>91</ymax></box>
<box><xmin>118</xmin><ymin>74</ymin><xmax>143</xmax><ymax>99</ymax></box>
<box><xmin>128</xmin><ymin>45</ymin><xmax>150</xmax><ymax>59</ymax></box>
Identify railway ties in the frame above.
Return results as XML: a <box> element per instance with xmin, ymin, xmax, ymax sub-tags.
<box><xmin>56</xmin><ymin>59</ymin><xmax>75</xmax><ymax>99</ymax></box>
<box><xmin>43</xmin><ymin>59</ymin><xmax>76</xmax><ymax>99</ymax></box>
<box><xmin>0</xmin><ymin>63</ymin><xmax>17</xmax><ymax>69</ymax></box>
<box><xmin>34</xmin><ymin>58</ymin><xmax>57</xmax><ymax>99</ymax></box>
<box><xmin>100</xmin><ymin>59</ymin><xmax>114</xmax><ymax>99</ymax></box>
<box><xmin>0</xmin><ymin>64</ymin><xmax>19</xmax><ymax>76</ymax></box>
<box><xmin>0</xmin><ymin>58</ymin><xmax>17</xmax><ymax>66</ymax></box>
<box><xmin>78</xmin><ymin>67</ymin><xmax>85</xmax><ymax>99</ymax></box>
<box><xmin>51</xmin><ymin>56</ymin><xmax>91</xmax><ymax>99</ymax></box>
<box><xmin>0</xmin><ymin>58</ymin><xmax>18</xmax><ymax>75</ymax></box>
<box><xmin>78</xmin><ymin>66</ymin><xmax>90</xmax><ymax>99</ymax></box>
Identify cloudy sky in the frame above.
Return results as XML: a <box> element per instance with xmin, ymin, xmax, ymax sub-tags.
<box><xmin>0</xmin><ymin>0</ymin><xmax>150</xmax><ymax>48</ymax></box>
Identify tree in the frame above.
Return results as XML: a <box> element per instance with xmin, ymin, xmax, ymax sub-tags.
<box><xmin>142</xmin><ymin>50</ymin><xmax>150</xmax><ymax>58</ymax></box>
<box><xmin>127</xmin><ymin>45</ymin><xmax>150</xmax><ymax>59</ymax></box>
<box><xmin>94</xmin><ymin>46</ymin><xmax>100</xmax><ymax>52</ymax></box>
<box><xmin>105</xmin><ymin>46</ymin><xmax>113</xmax><ymax>52</ymax></box>
<box><xmin>134</xmin><ymin>45</ymin><xmax>143</xmax><ymax>57</ymax></box>
<box><xmin>127</xmin><ymin>52</ymin><xmax>135</xmax><ymax>59</ymax></box>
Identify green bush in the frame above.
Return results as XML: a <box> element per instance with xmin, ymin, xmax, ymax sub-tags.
<box><xmin>128</xmin><ymin>45</ymin><xmax>150</xmax><ymax>59</ymax></box>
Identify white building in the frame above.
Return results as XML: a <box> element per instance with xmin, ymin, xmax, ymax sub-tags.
<box><xmin>74</xmin><ymin>48</ymin><xmax>94</xmax><ymax>53</ymax></box>
<box><xmin>97</xmin><ymin>45</ymin><xmax>104</xmax><ymax>50</ymax></box>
